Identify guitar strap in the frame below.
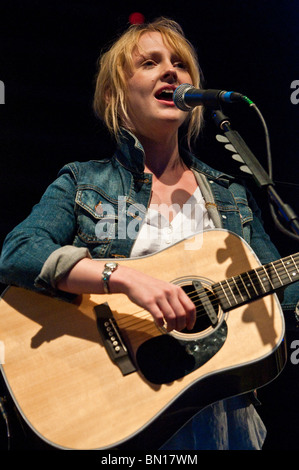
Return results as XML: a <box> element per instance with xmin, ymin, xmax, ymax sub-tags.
<box><xmin>192</xmin><ymin>172</ymin><xmax>222</xmax><ymax>229</ymax></box>
<box><xmin>193</xmin><ymin>171</ymin><xmax>253</xmax><ymax>246</ymax></box>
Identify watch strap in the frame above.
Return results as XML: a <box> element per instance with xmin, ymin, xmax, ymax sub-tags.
<box><xmin>102</xmin><ymin>262</ymin><xmax>118</xmax><ymax>294</ymax></box>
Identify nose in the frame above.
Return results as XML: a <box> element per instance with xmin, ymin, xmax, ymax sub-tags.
<box><xmin>161</xmin><ymin>64</ymin><xmax>178</xmax><ymax>83</ymax></box>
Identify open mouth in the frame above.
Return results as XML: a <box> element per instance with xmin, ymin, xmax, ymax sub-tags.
<box><xmin>155</xmin><ymin>88</ymin><xmax>174</xmax><ymax>102</ymax></box>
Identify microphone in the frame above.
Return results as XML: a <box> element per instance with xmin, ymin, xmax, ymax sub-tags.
<box><xmin>173</xmin><ymin>84</ymin><xmax>251</xmax><ymax>111</ymax></box>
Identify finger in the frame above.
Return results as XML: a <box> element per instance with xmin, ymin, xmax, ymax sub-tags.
<box><xmin>159</xmin><ymin>287</ymin><xmax>194</xmax><ymax>332</ymax></box>
<box><xmin>160</xmin><ymin>294</ymin><xmax>193</xmax><ymax>332</ymax></box>
<box><xmin>166</xmin><ymin>297</ymin><xmax>187</xmax><ymax>331</ymax></box>
<box><xmin>178</xmin><ymin>290</ymin><xmax>196</xmax><ymax>330</ymax></box>
<box><xmin>156</xmin><ymin>297</ymin><xmax>178</xmax><ymax>332</ymax></box>
<box><xmin>147</xmin><ymin>303</ymin><xmax>166</xmax><ymax>329</ymax></box>
<box><xmin>164</xmin><ymin>286</ymin><xmax>196</xmax><ymax>331</ymax></box>
<box><xmin>149</xmin><ymin>301</ymin><xmax>181</xmax><ymax>332</ymax></box>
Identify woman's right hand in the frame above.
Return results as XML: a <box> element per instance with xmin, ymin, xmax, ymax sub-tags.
<box><xmin>110</xmin><ymin>265</ymin><xmax>196</xmax><ymax>332</ymax></box>
<box><xmin>57</xmin><ymin>258</ymin><xmax>196</xmax><ymax>333</ymax></box>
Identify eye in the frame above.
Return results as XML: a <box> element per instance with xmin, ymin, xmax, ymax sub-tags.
<box><xmin>174</xmin><ymin>61</ymin><xmax>188</xmax><ymax>70</ymax></box>
<box><xmin>142</xmin><ymin>59</ymin><xmax>156</xmax><ymax>67</ymax></box>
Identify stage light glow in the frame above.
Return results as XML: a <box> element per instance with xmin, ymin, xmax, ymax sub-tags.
<box><xmin>129</xmin><ymin>12</ymin><xmax>145</xmax><ymax>25</ymax></box>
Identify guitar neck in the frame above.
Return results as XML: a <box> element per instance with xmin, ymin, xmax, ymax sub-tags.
<box><xmin>213</xmin><ymin>252</ymin><xmax>299</xmax><ymax>311</ymax></box>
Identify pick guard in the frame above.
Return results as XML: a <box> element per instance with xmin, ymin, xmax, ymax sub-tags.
<box><xmin>136</xmin><ymin>321</ymin><xmax>228</xmax><ymax>384</ymax></box>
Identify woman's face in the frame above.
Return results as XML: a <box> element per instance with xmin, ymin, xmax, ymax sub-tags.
<box><xmin>124</xmin><ymin>32</ymin><xmax>193</xmax><ymax>139</ymax></box>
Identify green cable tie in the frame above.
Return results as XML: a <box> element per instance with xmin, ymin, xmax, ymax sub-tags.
<box><xmin>243</xmin><ymin>95</ymin><xmax>254</xmax><ymax>106</ymax></box>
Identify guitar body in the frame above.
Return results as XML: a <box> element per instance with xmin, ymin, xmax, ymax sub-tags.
<box><xmin>0</xmin><ymin>229</ymin><xmax>286</xmax><ymax>450</ymax></box>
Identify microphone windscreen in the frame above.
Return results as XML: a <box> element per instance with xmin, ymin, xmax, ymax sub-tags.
<box><xmin>173</xmin><ymin>84</ymin><xmax>194</xmax><ymax>111</ymax></box>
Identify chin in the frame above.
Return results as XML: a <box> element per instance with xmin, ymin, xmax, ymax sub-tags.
<box><xmin>159</xmin><ymin>115</ymin><xmax>186</xmax><ymax>128</ymax></box>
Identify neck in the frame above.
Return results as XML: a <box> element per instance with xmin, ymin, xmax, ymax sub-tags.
<box><xmin>137</xmin><ymin>132</ymin><xmax>183</xmax><ymax>177</ymax></box>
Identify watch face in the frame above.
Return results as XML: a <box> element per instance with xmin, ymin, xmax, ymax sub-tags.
<box><xmin>105</xmin><ymin>262</ymin><xmax>117</xmax><ymax>270</ymax></box>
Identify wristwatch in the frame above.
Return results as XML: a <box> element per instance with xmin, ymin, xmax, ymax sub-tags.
<box><xmin>102</xmin><ymin>262</ymin><xmax>118</xmax><ymax>294</ymax></box>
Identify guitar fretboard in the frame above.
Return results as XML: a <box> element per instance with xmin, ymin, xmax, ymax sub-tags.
<box><xmin>213</xmin><ymin>252</ymin><xmax>299</xmax><ymax>311</ymax></box>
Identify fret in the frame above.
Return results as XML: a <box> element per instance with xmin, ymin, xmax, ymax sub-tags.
<box><xmin>231</xmin><ymin>276</ymin><xmax>246</xmax><ymax>303</ymax></box>
<box><xmin>254</xmin><ymin>268</ymin><xmax>267</xmax><ymax>293</ymax></box>
<box><xmin>212</xmin><ymin>252</ymin><xmax>299</xmax><ymax>312</ymax></box>
<box><xmin>287</xmin><ymin>254</ymin><xmax>299</xmax><ymax>280</ymax></box>
<box><xmin>271</xmin><ymin>262</ymin><xmax>284</xmax><ymax>287</ymax></box>
<box><xmin>249</xmin><ymin>269</ymin><xmax>268</xmax><ymax>297</ymax></box>
<box><xmin>261</xmin><ymin>263</ymin><xmax>284</xmax><ymax>290</ymax></box>
<box><xmin>257</xmin><ymin>265</ymin><xmax>275</xmax><ymax>291</ymax></box>
<box><xmin>218</xmin><ymin>277</ymin><xmax>245</xmax><ymax>307</ymax></box>
<box><xmin>273</xmin><ymin>255</ymin><xmax>299</xmax><ymax>286</ymax></box>
<box><xmin>241</xmin><ymin>271</ymin><xmax>259</xmax><ymax>297</ymax></box>
<box><xmin>290</xmin><ymin>254</ymin><xmax>299</xmax><ymax>267</ymax></box>
<box><xmin>254</xmin><ymin>255</ymin><xmax>299</xmax><ymax>292</ymax></box>
<box><xmin>215</xmin><ymin>282</ymin><xmax>233</xmax><ymax>310</ymax></box>
<box><xmin>277</xmin><ymin>258</ymin><xmax>296</xmax><ymax>284</ymax></box>
<box><xmin>238</xmin><ymin>273</ymin><xmax>251</xmax><ymax>298</ymax></box>
<box><xmin>224</xmin><ymin>279</ymin><xmax>238</xmax><ymax>305</ymax></box>
<box><xmin>279</xmin><ymin>259</ymin><xmax>293</xmax><ymax>282</ymax></box>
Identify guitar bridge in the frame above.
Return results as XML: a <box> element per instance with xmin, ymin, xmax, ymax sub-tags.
<box><xmin>94</xmin><ymin>303</ymin><xmax>137</xmax><ymax>376</ymax></box>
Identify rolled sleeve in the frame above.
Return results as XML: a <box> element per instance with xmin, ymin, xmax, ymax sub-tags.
<box><xmin>35</xmin><ymin>245</ymin><xmax>91</xmax><ymax>291</ymax></box>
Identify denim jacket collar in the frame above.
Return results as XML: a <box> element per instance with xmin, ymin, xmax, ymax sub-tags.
<box><xmin>114</xmin><ymin>129</ymin><xmax>146</xmax><ymax>176</ymax></box>
<box><xmin>114</xmin><ymin>128</ymin><xmax>233</xmax><ymax>186</ymax></box>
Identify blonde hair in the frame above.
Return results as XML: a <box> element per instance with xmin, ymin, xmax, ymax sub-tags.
<box><xmin>93</xmin><ymin>17</ymin><xmax>204</xmax><ymax>147</ymax></box>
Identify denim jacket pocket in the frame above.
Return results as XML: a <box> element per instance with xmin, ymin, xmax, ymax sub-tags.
<box><xmin>75</xmin><ymin>187</ymin><xmax>118</xmax><ymax>250</ymax></box>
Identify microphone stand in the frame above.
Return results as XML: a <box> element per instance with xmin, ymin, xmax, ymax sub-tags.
<box><xmin>211</xmin><ymin>109</ymin><xmax>299</xmax><ymax>241</ymax></box>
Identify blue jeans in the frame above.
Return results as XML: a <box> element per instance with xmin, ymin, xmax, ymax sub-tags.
<box><xmin>160</xmin><ymin>396</ymin><xmax>266</xmax><ymax>450</ymax></box>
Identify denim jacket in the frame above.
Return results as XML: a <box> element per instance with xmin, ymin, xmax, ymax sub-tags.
<box><xmin>0</xmin><ymin>129</ymin><xmax>297</xmax><ymax>310</ymax></box>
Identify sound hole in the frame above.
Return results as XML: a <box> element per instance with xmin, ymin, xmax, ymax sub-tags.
<box><xmin>181</xmin><ymin>284</ymin><xmax>219</xmax><ymax>334</ymax></box>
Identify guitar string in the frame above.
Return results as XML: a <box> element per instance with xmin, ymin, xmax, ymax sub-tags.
<box><xmin>116</xmin><ymin>253</ymin><xmax>299</xmax><ymax>328</ymax></box>
<box><xmin>117</xmin><ymin>288</ymin><xmax>256</xmax><ymax>330</ymax></box>
<box><xmin>186</xmin><ymin>258</ymin><xmax>299</xmax><ymax>306</ymax></box>
<box><xmin>116</xmin><ymin>256</ymin><xmax>299</xmax><ymax>329</ymax></box>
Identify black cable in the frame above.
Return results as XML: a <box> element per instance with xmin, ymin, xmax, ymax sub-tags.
<box><xmin>0</xmin><ymin>396</ymin><xmax>11</xmax><ymax>450</ymax></box>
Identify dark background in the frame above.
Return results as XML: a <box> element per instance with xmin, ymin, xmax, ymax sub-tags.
<box><xmin>0</xmin><ymin>0</ymin><xmax>298</xmax><ymax>451</ymax></box>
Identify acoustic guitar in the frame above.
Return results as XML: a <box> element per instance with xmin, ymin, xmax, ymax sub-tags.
<box><xmin>0</xmin><ymin>229</ymin><xmax>298</xmax><ymax>450</ymax></box>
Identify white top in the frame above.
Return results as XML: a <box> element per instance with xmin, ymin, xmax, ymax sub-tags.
<box><xmin>131</xmin><ymin>186</ymin><xmax>215</xmax><ymax>257</ymax></box>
